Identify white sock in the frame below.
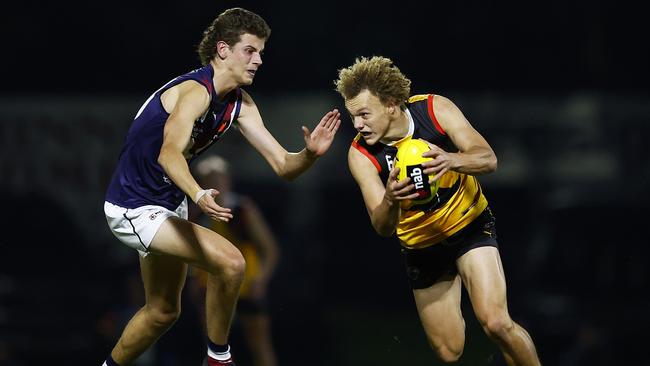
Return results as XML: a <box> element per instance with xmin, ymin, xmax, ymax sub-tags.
<box><xmin>207</xmin><ymin>344</ymin><xmax>231</xmax><ymax>361</ymax></box>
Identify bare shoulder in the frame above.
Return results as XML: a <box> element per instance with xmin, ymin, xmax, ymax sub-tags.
<box><xmin>161</xmin><ymin>80</ymin><xmax>210</xmax><ymax>113</ymax></box>
<box><xmin>237</xmin><ymin>89</ymin><xmax>262</xmax><ymax>127</ymax></box>
<box><xmin>433</xmin><ymin>94</ymin><xmax>462</xmax><ymax>116</ymax></box>
<box><xmin>238</xmin><ymin>89</ymin><xmax>260</xmax><ymax>118</ymax></box>
<box><xmin>240</xmin><ymin>89</ymin><xmax>256</xmax><ymax>106</ymax></box>
<box><xmin>432</xmin><ymin>94</ymin><xmax>471</xmax><ymax>131</ymax></box>
<box><xmin>348</xmin><ymin>144</ymin><xmax>375</xmax><ymax>176</ymax></box>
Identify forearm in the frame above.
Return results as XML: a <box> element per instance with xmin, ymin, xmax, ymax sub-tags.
<box><xmin>278</xmin><ymin>148</ymin><xmax>318</xmax><ymax>181</ymax></box>
<box><xmin>370</xmin><ymin>196</ymin><xmax>401</xmax><ymax>237</ymax></box>
<box><xmin>158</xmin><ymin>148</ymin><xmax>202</xmax><ymax>202</ymax></box>
<box><xmin>451</xmin><ymin>147</ymin><xmax>497</xmax><ymax>176</ymax></box>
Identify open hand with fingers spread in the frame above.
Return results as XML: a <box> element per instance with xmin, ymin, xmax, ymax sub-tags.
<box><xmin>302</xmin><ymin>109</ymin><xmax>341</xmax><ymax>157</ymax></box>
<box><xmin>196</xmin><ymin>189</ymin><xmax>233</xmax><ymax>222</ymax></box>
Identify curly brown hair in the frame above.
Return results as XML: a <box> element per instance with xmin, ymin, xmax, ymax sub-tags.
<box><xmin>197</xmin><ymin>8</ymin><xmax>271</xmax><ymax>65</ymax></box>
<box><xmin>334</xmin><ymin>56</ymin><xmax>411</xmax><ymax>106</ymax></box>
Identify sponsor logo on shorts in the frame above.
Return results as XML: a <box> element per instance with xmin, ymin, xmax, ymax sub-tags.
<box><xmin>149</xmin><ymin>210</ymin><xmax>164</xmax><ymax>220</ymax></box>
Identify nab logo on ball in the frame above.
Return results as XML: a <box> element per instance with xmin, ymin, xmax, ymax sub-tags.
<box><xmin>406</xmin><ymin>165</ymin><xmax>431</xmax><ymax>200</ymax></box>
<box><xmin>395</xmin><ymin>138</ymin><xmax>440</xmax><ymax>209</ymax></box>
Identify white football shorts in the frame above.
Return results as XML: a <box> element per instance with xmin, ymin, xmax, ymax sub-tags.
<box><xmin>104</xmin><ymin>199</ymin><xmax>188</xmax><ymax>257</ymax></box>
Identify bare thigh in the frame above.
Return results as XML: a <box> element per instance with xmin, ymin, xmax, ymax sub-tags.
<box><xmin>457</xmin><ymin>246</ymin><xmax>508</xmax><ymax>321</ymax></box>
<box><xmin>414</xmin><ymin>274</ymin><xmax>465</xmax><ymax>345</ymax></box>
<box><xmin>139</xmin><ymin>253</ymin><xmax>188</xmax><ymax>311</ymax></box>
<box><xmin>149</xmin><ymin>216</ymin><xmax>243</xmax><ymax>273</ymax></box>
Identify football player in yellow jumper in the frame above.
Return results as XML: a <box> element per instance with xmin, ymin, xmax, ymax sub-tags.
<box><xmin>335</xmin><ymin>56</ymin><xmax>541</xmax><ymax>366</ymax></box>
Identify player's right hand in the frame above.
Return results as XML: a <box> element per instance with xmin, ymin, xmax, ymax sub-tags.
<box><xmin>384</xmin><ymin>166</ymin><xmax>420</xmax><ymax>204</ymax></box>
<box><xmin>197</xmin><ymin>189</ymin><xmax>233</xmax><ymax>222</ymax></box>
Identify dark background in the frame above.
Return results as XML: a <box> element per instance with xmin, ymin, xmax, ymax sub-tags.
<box><xmin>4</xmin><ymin>0</ymin><xmax>649</xmax><ymax>94</ymax></box>
<box><xmin>2</xmin><ymin>1</ymin><xmax>649</xmax><ymax>365</ymax></box>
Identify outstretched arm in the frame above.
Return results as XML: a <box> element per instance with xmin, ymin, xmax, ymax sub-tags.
<box><xmin>237</xmin><ymin>90</ymin><xmax>341</xmax><ymax>181</ymax></box>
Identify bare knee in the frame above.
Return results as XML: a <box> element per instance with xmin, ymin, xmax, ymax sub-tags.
<box><xmin>479</xmin><ymin>313</ymin><xmax>515</xmax><ymax>343</ymax></box>
<box><xmin>206</xmin><ymin>248</ymin><xmax>246</xmax><ymax>284</ymax></box>
<box><xmin>426</xmin><ymin>333</ymin><xmax>464</xmax><ymax>363</ymax></box>
<box><xmin>145</xmin><ymin>304</ymin><xmax>181</xmax><ymax>330</ymax></box>
<box><xmin>222</xmin><ymin>250</ymin><xmax>246</xmax><ymax>284</ymax></box>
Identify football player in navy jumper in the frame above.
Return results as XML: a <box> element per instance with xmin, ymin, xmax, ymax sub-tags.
<box><xmin>102</xmin><ymin>8</ymin><xmax>340</xmax><ymax>366</ymax></box>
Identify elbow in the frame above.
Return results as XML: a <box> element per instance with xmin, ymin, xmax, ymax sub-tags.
<box><xmin>373</xmin><ymin>222</ymin><xmax>396</xmax><ymax>237</ymax></box>
<box><xmin>490</xmin><ymin>155</ymin><xmax>498</xmax><ymax>173</ymax></box>
<box><xmin>157</xmin><ymin>149</ymin><xmax>169</xmax><ymax>170</ymax></box>
<box><xmin>157</xmin><ymin>146</ymin><xmax>177</xmax><ymax>174</ymax></box>
<box><xmin>278</xmin><ymin>170</ymin><xmax>299</xmax><ymax>182</ymax></box>
<box><xmin>486</xmin><ymin>155</ymin><xmax>498</xmax><ymax>173</ymax></box>
<box><xmin>274</xmin><ymin>156</ymin><xmax>298</xmax><ymax>181</ymax></box>
<box><xmin>377</xmin><ymin>228</ymin><xmax>395</xmax><ymax>237</ymax></box>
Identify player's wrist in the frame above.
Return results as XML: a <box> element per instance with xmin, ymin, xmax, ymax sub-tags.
<box><xmin>382</xmin><ymin>194</ymin><xmax>397</xmax><ymax>206</ymax></box>
<box><xmin>304</xmin><ymin>147</ymin><xmax>319</xmax><ymax>160</ymax></box>
<box><xmin>194</xmin><ymin>189</ymin><xmax>210</xmax><ymax>204</ymax></box>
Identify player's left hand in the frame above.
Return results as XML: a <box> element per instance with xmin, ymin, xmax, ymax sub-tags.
<box><xmin>197</xmin><ymin>189</ymin><xmax>233</xmax><ymax>222</ymax></box>
<box><xmin>302</xmin><ymin>109</ymin><xmax>341</xmax><ymax>157</ymax></box>
<box><xmin>420</xmin><ymin>140</ymin><xmax>455</xmax><ymax>182</ymax></box>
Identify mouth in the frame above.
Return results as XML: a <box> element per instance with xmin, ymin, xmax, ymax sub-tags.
<box><xmin>247</xmin><ymin>70</ymin><xmax>257</xmax><ymax>77</ymax></box>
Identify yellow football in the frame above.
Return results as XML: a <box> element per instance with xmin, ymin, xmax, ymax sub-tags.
<box><xmin>395</xmin><ymin>138</ymin><xmax>439</xmax><ymax>208</ymax></box>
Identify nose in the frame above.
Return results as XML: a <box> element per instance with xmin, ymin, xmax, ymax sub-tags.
<box><xmin>353</xmin><ymin>117</ymin><xmax>364</xmax><ymax>130</ymax></box>
<box><xmin>252</xmin><ymin>52</ymin><xmax>263</xmax><ymax>65</ymax></box>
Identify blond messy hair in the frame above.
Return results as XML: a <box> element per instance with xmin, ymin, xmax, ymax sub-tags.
<box><xmin>334</xmin><ymin>56</ymin><xmax>411</xmax><ymax>106</ymax></box>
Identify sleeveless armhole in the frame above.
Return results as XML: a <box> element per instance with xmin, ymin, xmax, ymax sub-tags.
<box><xmin>192</xmin><ymin>76</ymin><xmax>214</xmax><ymax>98</ymax></box>
<box><xmin>427</xmin><ymin>94</ymin><xmax>446</xmax><ymax>135</ymax></box>
<box><xmin>232</xmin><ymin>88</ymin><xmax>243</xmax><ymax>120</ymax></box>
<box><xmin>351</xmin><ymin>137</ymin><xmax>382</xmax><ymax>173</ymax></box>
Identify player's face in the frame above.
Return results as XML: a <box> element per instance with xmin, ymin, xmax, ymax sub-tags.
<box><xmin>227</xmin><ymin>33</ymin><xmax>265</xmax><ymax>85</ymax></box>
<box><xmin>345</xmin><ymin>90</ymin><xmax>392</xmax><ymax>145</ymax></box>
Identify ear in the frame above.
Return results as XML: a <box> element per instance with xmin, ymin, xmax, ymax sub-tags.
<box><xmin>215</xmin><ymin>41</ymin><xmax>230</xmax><ymax>60</ymax></box>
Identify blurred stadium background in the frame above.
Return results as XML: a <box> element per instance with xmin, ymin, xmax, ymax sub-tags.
<box><xmin>1</xmin><ymin>1</ymin><xmax>648</xmax><ymax>365</ymax></box>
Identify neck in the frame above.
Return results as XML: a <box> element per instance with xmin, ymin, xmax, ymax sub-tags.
<box><xmin>384</xmin><ymin>108</ymin><xmax>410</xmax><ymax>142</ymax></box>
<box><xmin>210</xmin><ymin>60</ymin><xmax>238</xmax><ymax>98</ymax></box>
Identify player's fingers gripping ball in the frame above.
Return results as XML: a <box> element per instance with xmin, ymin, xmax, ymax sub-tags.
<box><xmin>395</xmin><ymin>138</ymin><xmax>440</xmax><ymax>209</ymax></box>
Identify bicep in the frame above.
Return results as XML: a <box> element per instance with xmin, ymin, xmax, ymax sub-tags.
<box><xmin>434</xmin><ymin>95</ymin><xmax>492</xmax><ymax>153</ymax></box>
<box><xmin>348</xmin><ymin>147</ymin><xmax>386</xmax><ymax>213</ymax></box>
<box><xmin>162</xmin><ymin>82</ymin><xmax>210</xmax><ymax>151</ymax></box>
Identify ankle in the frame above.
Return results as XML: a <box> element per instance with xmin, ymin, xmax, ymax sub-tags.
<box><xmin>207</xmin><ymin>342</ymin><xmax>234</xmax><ymax>365</ymax></box>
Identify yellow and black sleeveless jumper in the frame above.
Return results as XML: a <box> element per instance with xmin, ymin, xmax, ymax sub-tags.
<box><xmin>351</xmin><ymin>94</ymin><xmax>488</xmax><ymax>249</ymax></box>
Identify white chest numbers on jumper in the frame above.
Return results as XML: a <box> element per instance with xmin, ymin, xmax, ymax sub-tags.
<box><xmin>386</xmin><ymin>154</ymin><xmax>395</xmax><ymax>171</ymax></box>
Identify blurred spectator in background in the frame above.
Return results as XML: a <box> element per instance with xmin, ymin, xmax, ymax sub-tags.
<box><xmin>190</xmin><ymin>155</ymin><xmax>280</xmax><ymax>366</ymax></box>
